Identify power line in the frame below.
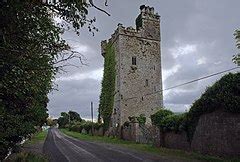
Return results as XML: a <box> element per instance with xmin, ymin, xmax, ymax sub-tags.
<box><xmin>163</xmin><ymin>66</ymin><xmax>239</xmax><ymax>91</ymax></box>
<box><xmin>120</xmin><ymin>66</ymin><xmax>239</xmax><ymax>101</ymax></box>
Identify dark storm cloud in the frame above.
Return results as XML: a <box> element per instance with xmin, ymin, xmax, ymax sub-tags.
<box><xmin>47</xmin><ymin>0</ymin><xmax>240</xmax><ymax>118</ymax></box>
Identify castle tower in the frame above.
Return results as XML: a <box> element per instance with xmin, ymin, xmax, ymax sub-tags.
<box><xmin>101</xmin><ymin>5</ymin><xmax>163</xmax><ymax>127</ymax></box>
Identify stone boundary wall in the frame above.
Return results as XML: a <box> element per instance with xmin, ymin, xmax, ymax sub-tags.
<box><xmin>76</xmin><ymin>110</ymin><xmax>239</xmax><ymax>157</ymax></box>
<box><xmin>154</xmin><ymin>110</ymin><xmax>240</xmax><ymax>157</ymax></box>
<box><xmin>191</xmin><ymin>110</ymin><xmax>240</xmax><ymax>157</ymax></box>
<box><xmin>163</xmin><ymin>131</ymin><xmax>190</xmax><ymax>151</ymax></box>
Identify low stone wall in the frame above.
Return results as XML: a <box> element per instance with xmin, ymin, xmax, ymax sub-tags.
<box><xmin>191</xmin><ymin>110</ymin><xmax>240</xmax><ymax>157</ymax></box>
<box><xmin>164</xmin><ymin>131</ymin><xmax>190</xmax><ymax>151</ymax></box>
<box><xmin>121</xmin><ymin>123</ymin><xmax>157</xmax><ymax>144</ymax></box>
<box><xmin>153</xmin><ymin>110</ymin><xmax>240</xmax><ymax>157</ymax></box>
<box><xmin>87</xmin><ymin>109</ymin><xmax>240</xmax><ymax>157</ymax></box>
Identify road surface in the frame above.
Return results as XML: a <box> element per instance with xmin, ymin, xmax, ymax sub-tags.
<box><xmin>43</xmin><ymin>128</ymin><xmax>186</xmax><ymax>162</ymax></box>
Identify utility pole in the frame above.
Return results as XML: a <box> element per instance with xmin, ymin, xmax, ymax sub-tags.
<box><xmin>91</xmin><ymin>102</ymin><xmax>94</xmax><ymax>136</ymax></box>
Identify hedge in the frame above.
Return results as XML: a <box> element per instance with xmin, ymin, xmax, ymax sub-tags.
<box><xmin>151</xmin><ymin>72</ymin><xmax>240</xmax><ymax>141</ymax></box>
<box><xmin>151</xmin><ymin>109</ymin><xmax>185</xmax><ymax>132</ymax></box>
<box><xmin>185</xmin><ymin>72</ymin><xmax>240</xmax><ymax>141</ymax></box>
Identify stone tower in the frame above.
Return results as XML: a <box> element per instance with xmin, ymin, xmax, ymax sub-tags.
<box><xmin>101</xmin><ymin>5</ymin><xmax>163</xmax><ymax>127</ymax></box>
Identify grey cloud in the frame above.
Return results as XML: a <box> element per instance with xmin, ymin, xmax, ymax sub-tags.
<box><xmin>48</xmin><ymin>0</ymin><xmax>240</xmax><ymax>117</ymax></box>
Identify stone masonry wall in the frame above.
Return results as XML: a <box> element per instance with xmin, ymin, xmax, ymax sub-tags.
<box><xmin>101</xmin><ymin>6</ymin><xmax>163</xmax><ymax>127</ymax></box>
<box><xmin>164</xmin><ymin>131</ymin><xmax>190</xmax><ymax>151</ymax></box>
<box><xmin>191</xmin><ymin>110</ymin><xmax>240</xmax><ymax>157</ymax></box>
<box><xmin>153</xmin><ymin>110</ymin><xmax>240</xmax><ymax>157</ymax></box>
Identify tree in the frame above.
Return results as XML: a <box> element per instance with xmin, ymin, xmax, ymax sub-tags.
<box><xmin>69</xmin><ymin>111</ymin><xmax>82</xmax><ymax>122</ymax></box>
<box><xmin>57</xmin><ymin>111</ymin><xmax>82</xmax><ymax>128</ymax></box>
<box><xmin>0</xmin><ymin>0</ymin><xmax>109</xmax><ymax>159</ymax></box>
<box><xmin>58</xmin><ymin>114</ymin><xmax>69</xmax><ymax>128</ymax></box>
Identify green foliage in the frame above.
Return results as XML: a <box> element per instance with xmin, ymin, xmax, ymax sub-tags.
<box><xmin>185</xmin><ymin>73</ymin><xmax>240</xmax><ymax>141</ymax></box>
<box><xmin>0</xmin><ymin>2</ymin><xmax>59</xmax><ymax>158</ymax></box>
<box><xmin>98</xmin><ymin>44</ymin><xmax>116</xmax><ymax>129</ymax></box>
<box><xmin>11</xmin><ymin>152</ymin><xmax>48</xmax><ymax>162</ymax></box>
<box><xmin>58</xmin><ymin>111</ymin><xmax>82</xmax><ymax>128</ymax></box>
<box><xmin>69</xmin><ymin>111</ymin><xmax>82</xmax><ymax>122</ymax></box>
<box><xmin>69</xmin><ymin>121</ymin><xmax>84</xmax><ymax>133</ymax></box>
<box><xmin>93</xmin><ymin>122</ymin><xmax>104</xmax><ymax>130</ymax></box>
<box><xmin>25</xmin><ymin>131</ymin><xmax>48</xmax><ymax>145</ymax></box>
<box><xmin>151</xmin><ymin>109</ymin><xmax>174</xmax><ymax>127</ymax></box>
<box><xmin>137</xmin><ymin>114</ymin><xmax>147</xmax><ymax>125</ymax></box>
<box><xmin>58</xmin><ymin>113</ymin><xmax>69</xmax><ymax>128</ymax></box>
<box><xmin>80</xmin><ymin>121</ymin><xmax>92</xmax><ymax>133</ymax></box>
<box><xmin>151</xmin><ymin>109</ymin><xmax>186</xmax><ymax>132</ymax></box>
<box><xmin>161</xmin><ymin>113</ymin><xmax>187</xmax><ymax>132</ymax></box>
<box><xmin>128</xmin><ymin>114</ymin><xmax>146</xmax><ymax>125</ymax></box>
<box><xmin>0</xmin><ymin>0</ymin><xmax>108</xmax><ymax>159</ymax></box>
<box><xmin>68</xmin><ymin>120</ymin><xmax>96</xmax><ymax>134</ymax></box>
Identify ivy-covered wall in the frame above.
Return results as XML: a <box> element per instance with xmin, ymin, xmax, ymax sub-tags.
<box><xmin>98</xmin><ymin>43</ymin><xmax>116</xmax><ymax>129</ymax></box>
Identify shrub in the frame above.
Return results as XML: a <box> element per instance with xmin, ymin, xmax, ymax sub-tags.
<box><xmin>69</xmin><ymin>124</ymin><xmax>83</xmax><ymax>133</ymax></box>
<box><xmin>12</xmin><ymin>152</ymin><xmax>48</xmax><ymax>162</ymax></box>
<box><xmin>161</xmin><ymin>113</ymin><xmax>187</xmax><ymax>132</ymax></box>
<box><xmin>151</xmin><ymin>109</ymin><xmax>173</xmax><ymax>127</ymax></box>
<box><xmin>80</xmin><ymin>121</ymin><xmax>92</xmax><ymax>133</ymax></box>
<box><xmin>137</xmin><ymin>114</ymin><xmax>146</xmax><ymax>125</ymax></box>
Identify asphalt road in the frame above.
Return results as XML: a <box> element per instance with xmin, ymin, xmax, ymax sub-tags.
<box><xmin>43</xmin><ymin>128</ymin><xmax>186</xmax><ymax>162</ymax></box>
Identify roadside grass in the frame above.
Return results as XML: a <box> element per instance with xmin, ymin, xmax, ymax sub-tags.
<box><xmin>11</xmin><ymin>152</ymin><xmax>48</xmax><ymax>162</ymax></box>
<box><xmin>25</xmin><ymin>130</ymin><xmax>48</xmax><ymax>145</ymax></box>
<box><xmin>9</xmin><ymin>130</ymin><xmax>50</xmax><ymax>161</ymax></box>
<box><xmin>60</xmin><ymin>128</ymin><xmax>239</xmax><ymax>162</ymax></box>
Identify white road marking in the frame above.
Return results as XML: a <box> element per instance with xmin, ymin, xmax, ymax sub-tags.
<box><xmin>53</xmin><ymin>129</ymin><xmax>100</xmax><ymax>161</ymax></box>
<box><xmin>52</xmin><ymin>129</ymin><xmax>71</xmax><ymax>162</ymax></box>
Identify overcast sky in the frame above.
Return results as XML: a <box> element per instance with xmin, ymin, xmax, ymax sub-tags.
<box><xmin>47</xmin><ymin>0</ymin><xmax>240</xmax><ymax>119</ymax></box>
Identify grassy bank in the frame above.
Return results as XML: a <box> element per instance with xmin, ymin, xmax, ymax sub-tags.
<box><xmin>25</xmin><ymin>130</ymin><xmax>48</xmax><ymax>145</ymax></box>
<box><xmin>9</xmin><ymin>130</ymin><xmax>49</xmax><ymax>162</ymax></box>
<box><xmin>60</xmin><ymin>128</ymin><xmax>234</xmax><ymax>162</ymax></box>
<box><xmin>12</xmin><ymin>152</ymin><xmax>48</xmax><ymax>162</ymax></box>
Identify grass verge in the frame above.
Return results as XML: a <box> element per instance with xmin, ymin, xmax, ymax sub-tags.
<box><xmin>25</xmin><ymin>130</ymin><xmax>48</xmax><ymax>145</ymax></box>
<box><xmin>60</xmin><ymin>128</ymin><xmax>236</xmax><ymax>162</ymax></box>
<box><xmin>11</xmin><ymin>152</ymin><xmax>48</xmax><ymax>162</ymax></box>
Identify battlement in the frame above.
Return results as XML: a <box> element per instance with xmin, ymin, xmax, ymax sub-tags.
<box><xmin>101</xmin><ymin>24</ymin><xmax>142</xmax><ymax>57</ymax></box>
<box><xmin>139</xmin><ymin>5</ymin><xmax>160</xmax><ymax>20</ymax></box>
<box><xmin>101</xmin><ymin>5</ymin><xmax>161</xmax><ymax>57</ymax></box>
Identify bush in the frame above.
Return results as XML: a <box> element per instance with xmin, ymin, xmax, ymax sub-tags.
<box><xmin>151</xmin><ymin>109</ymin><xmax>187</xmax><ymax>132</ymax></box>
<box><xmin>12</xmin><ymin>152</ymin><xmax>48</xmax><ymax>162</ymax></box>
<box><xmin>185</xmin><ymin>72</ymin><xmax>240</xmax><ymax>141</ymax></box>
<box><xmin>161</xmin><ymin>113</ymin><xmax>187</xmax><ymax>132</ymax></box>
<box><xmin>137</xmin><ymin>114</ymin><xmax>146</xmax><ymax>125</ymax></box>
<box><xmin>151</xmin><ymin>109</ymin><xmax>173</xmax><ymax>127</ymax></box>
<box><xmin>69</xmin><ymin>123</ymin><xmax>83</xmax><ymax>133</ymax></box>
